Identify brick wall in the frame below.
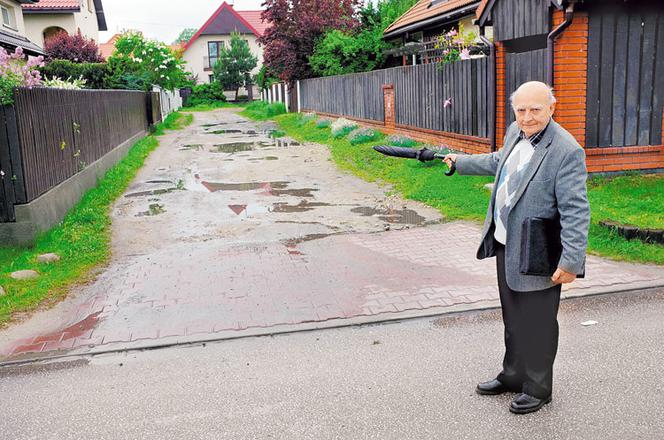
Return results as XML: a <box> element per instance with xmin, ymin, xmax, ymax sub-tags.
<box><xmin>552</xmin><ymin>9</ymin><xmax>588</xmax><ymax>146</ymax></box>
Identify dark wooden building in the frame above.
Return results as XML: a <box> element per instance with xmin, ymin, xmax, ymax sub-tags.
<box><xmin>477</xmin><ymin>0</ymin><xmax>664</xmax><ymax>173</ymax></box>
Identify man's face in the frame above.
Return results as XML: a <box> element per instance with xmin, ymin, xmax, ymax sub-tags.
<box><xmin>512</xmin><ymin>88</ymin><xmax>555</xmax><ymax>138</ymax></box>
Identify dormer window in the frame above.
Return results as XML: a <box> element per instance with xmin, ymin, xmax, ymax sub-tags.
<box><xmin>430</xmin><ymin>0</ymin><xmax>451</xmax><ymax>7</ymax></box>
<box><xmin>1</xmin><ymin>3</ymin><xmax>16</xmax><ymax>30</ymax></box>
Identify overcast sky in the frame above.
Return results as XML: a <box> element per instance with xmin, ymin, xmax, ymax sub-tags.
<box><xmin>99</xmin><ymin>0</ymin><xmax>266</xmax><ymax>44</ymax></box>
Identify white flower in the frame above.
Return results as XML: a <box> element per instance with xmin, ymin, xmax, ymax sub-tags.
<box><xmin>160</xmin><ymin>74</ymin><xmax>165</xmax><ymax>78</ymax></box>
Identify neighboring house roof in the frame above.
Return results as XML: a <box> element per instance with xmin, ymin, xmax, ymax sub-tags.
<box><xmin>184</xmin><ymin>2</ymin><xmax>263</xmax><ymax>50</ymax></box>
<box><xmin>98</xmin><ymin>32</ymin><xmax>121</xmax><ymax>59</ymax></box>
<box><xmin>236</xmin><ymin>11</ymin><xmax>269</xmax><ymax>36</ymax></box>
<box><xmin>0</xmin><ymin>28</ymin><xmax>45</xmax><ymax>55</ymax></box>
<box><xmin>22</xmin><ymin>0</ymin><xmax>108</xmax><ymax>32</ymax></box>
<box><xmin>384</xmin><ymin>0</ymin><xmax>480</xmax><ymax>38</ymax></box>
<box><xmin>476</xmin><ymin>0</ymin><xmax>562</xmax><ymax>24</ymax></box>
<box><xmin>22</xmin><ymin>0</ymin><xmax>80</xmax><ymax>11</ymax></box>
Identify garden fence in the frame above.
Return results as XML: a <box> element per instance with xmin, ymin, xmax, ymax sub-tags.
<box><xmin>298</xmin><ymin>57</ymin><xmax>492</xmax><ymax>139</ymax></box>
<box><xmin>0</xmin><ymin>87</ymin><xmax>149</xmax><ymax>222</ymax></box>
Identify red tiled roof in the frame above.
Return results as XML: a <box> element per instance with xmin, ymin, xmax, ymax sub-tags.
<box><xmin>23</xmin><ymin>0</ymin><xmax>80</xmax><ymax>10</ymax></box>
<box><xmin>98</xmin><ymin>33</ymin><xmax>121</xmax><ymax>60</ymax></box>
<box><xmin>236</xmin><ymin>11</ymin><xmax>269</xmax><ymax>36</ymax></box>
<box><xmin>184</xmin><ymin>2</ymin><xmax>264</xmax><ymax>50</ymax></box>
<box><xmin>384</xmin><ymin>0</ymin><xmax>478</xmax><ymax>35</ymax></box>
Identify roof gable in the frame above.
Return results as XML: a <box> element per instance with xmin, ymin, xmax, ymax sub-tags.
<box><xmin>384</xmin><ymin>0</ymin><xmax>479</xmax><ymax>37</ymax></box>
<box><xmin>476</xmin><ymin>0</ymin><xmax>562</xmax><ymax>25</ymax></box>
<box><xmin>184</xmin><ymin>2</ymin><xmax>261</xmax><ymax>50</ymax></box>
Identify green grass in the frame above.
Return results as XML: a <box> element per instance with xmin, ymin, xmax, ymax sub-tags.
<box><xmin>239</xmin><ymin>101</ymin><xmax>287</xmax><ymax>121</ymax></box>
<box><xmin>181</xmin><ymin>101</ymin><xmax>241</xmax><ymax>112</ymax></box>
<box><xmin>274</xmin><ymin>113</ymin><xmax>664</xmax><ymax>265</ymax></box>
<box><xmin>0</xmin><ymin>113</ymin><xmax>192</xmax><ymax>326</ymax></box>
<box><xmin>152</xmin><ymin>111</ymin><xmax>193</xmax><ymax>135</ymax></box>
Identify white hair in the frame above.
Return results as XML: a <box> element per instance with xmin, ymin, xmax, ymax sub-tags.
<box><xmin>510</xmin><ymin>82</ymin><xmax>557</xmax><ymax>108</ymax></box>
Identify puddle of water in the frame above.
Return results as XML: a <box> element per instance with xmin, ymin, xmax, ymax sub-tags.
<box><xmin>206</xmin><ymin>129</ymin><xmax>243</xmax><ymax>134</ymax></box>
<box><xmin>136</xmin><ymin>203</ymin><xmax>166</xmax><ymax>217</ymax></box>
<box><xmin>201</xmin><ymin>181</ymin><xmax>289</xmax><ymax>193</ymax></box>
<box><xmin>248</xmin><ymin>156</ymin><xmax>279</xmax><ymax>161</ymax></box>
<box><xmin>179</xmin><ymin>144</ymin><xmax>203</xmax><ymax>151</ymax></box>
<box><xmin>146</xmin><ymin>180</ymin><xmax>173</xmax><ymax>184</ymax></box>
<box><xmin>211</xmin><ymin>143</ymin><xmax>255</xmax><ymax>153</ymax></box>
<box><xmin>273</xmin><ymin>200</ymin><xmax>330</xmax><ymax>213</ymax></box>
<box><xmin>351</xmin><ymin>206</ymin><xmax>426</xmax><ymax>225</ymax></box>
<box><xmin>125</xmin><ymin>188</ymin><xmax>179</xmax><ymax>198</ymax></box>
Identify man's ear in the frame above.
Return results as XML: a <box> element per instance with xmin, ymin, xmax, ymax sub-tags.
<box><xmin>550</xmin><ymin>103</ymin><xmax>556</xmax><ymax>115</ymax></box>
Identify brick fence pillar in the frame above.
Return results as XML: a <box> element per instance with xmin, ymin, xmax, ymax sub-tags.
<box><xmin>552</xmin><ymin>9</ymin><xmax>589</xmax><ymax>146</ymax></box>
<box><xmin>495</xmin><ymin>42</ymin><xmax>506</xmax><ymax>146</ymax></box>
<box><xmin>383</xmin><ymin>84</ymin><xmax>395</xmax><ymax>129</ymax></box>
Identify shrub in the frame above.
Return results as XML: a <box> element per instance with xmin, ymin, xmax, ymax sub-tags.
<box><xmin>316</xmin><ymin>118</ymin><xmax>331</xmax><ymax>128</ymax></box>
<box><xmin>387</xmin><ymin>134</ymin><xmax>417</xmax><ymax>148</ymax></box>
<box><xmin>296</xmin><ymin>112</ymin><xmax>317</xmax><ymax>127</ymax></box>
<box><xmin>347</xmin><ymin>127</ymin><xmax>382</xmax><ymax>145</ymax></box>
<box><xmin>185</xmin><ymin>82</ymin><xmax>227</xmax><ymax>107</ymax></box>
<box><xmin>106</xmin><ymin>31</ymin><xmax>187</xmax><ymax>91</ymax></box>
<box><xmin>0</xmin><ymin>47</ymin><xmax>44</xmax><ymax>104</ymax></box>
<box><xmin>241</xmin><ymin>101</ymin><xmax>287</xmax><ymax>120</ymax></box>
<box><xmin>39</xmin><ymin>60</ymin><xmax>109</xmax><ymax>89</ymax></box>
<box><xmin>44</xmin><ymin>30</ymin><xmax>104</xmax><ymax>63</ymax></box>
<box><xmin>331</xmin><ymin>117</ymin><xmax>357</xmax><ymax>137</ymax></box>
<box><xmin>43</xmin><ymin>76</ymin><xmax>87</xmax><ymax>89</ymax></box>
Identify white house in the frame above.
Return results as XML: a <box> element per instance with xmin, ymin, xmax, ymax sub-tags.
<box><xmin>21</xmin><ymin>0</ymin><xmax>107</xmax><ymax>48</ymax></box>
<box><xmin>0</xmin><ymin>0</ymin><xmax>43</xmax><ymax>55</ymax></box>
<box><xmin>182</xmin><ymin>2</ymin><xmax>267</xmax><ymax>93</ymax></box>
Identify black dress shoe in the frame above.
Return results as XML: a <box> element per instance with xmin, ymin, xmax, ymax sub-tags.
<box><xmin>476</xmin><ymin>379</ymin><xmax>510</xmax><ymax>395</ymax></box>
<box><xmin>509</xmin><ymin>393</ymin><xmax>552</xmax><ymax>414</ymax></box>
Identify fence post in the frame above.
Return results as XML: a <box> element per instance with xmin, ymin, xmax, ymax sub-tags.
<box><xmin>383</xmin><ymin>84</ymin><xmax>396</xmax><ymax>130</ymax></box>
<box><xmin>284</xmin><ymin>84</ymin><xmax>289</xmax><ymax>112</ymax></box>
<box><xmin>296</xmin><ymin>80</ymin><xmax>301</xmax><ymax>113</ymax></box>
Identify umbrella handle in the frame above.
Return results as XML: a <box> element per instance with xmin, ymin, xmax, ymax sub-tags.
<box><xmin>434</xmin><ymin>153</ymin><xmax>456</xmax><ymax>176</ymax></box>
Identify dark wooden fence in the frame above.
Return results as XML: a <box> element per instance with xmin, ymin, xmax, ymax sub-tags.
<box><xmin>585</xmin><ymin>4</ymin><xmax>664</xmax><ymax>148</ymax></box>
<box><xmin>0</xmin><ymin>88</ymin><xmax>148</xmax><ymax>221</ymax></box>
<box><xmin>299</xmin><ymin>57</ymin><xmax>492</xmax><ymax>139</ymax></box>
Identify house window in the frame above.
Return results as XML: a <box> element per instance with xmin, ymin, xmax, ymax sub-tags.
<box><xmin>1</xmin><ymin>3</ymin><xmax>16</xmax><ymax>30</ymax></box>
<box><xmin>207</xmin><ymin>41</ymin><xmax>225</xmax><ymax>68</ymax></box>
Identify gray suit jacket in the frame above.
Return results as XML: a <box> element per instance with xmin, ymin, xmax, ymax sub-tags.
<box><xmin>455</xmin><ymin>119</ymin><xmax>590</xmax><ymax>292</ymax></box>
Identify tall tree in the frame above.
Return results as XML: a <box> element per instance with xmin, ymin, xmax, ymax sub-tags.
<box><xmin>172</xmin><ymin>28</ymin><xmax>197</xmax><ymax>45</ymax></box>
<box><xmin>213</xmin><ymin>33</ymin><xmax>258</xmax><ymax>100</ymax></box>
<box><xmin>259</xmin><ymin>0</ymin><xmax>361</xmax><ymax>82</ymax></box>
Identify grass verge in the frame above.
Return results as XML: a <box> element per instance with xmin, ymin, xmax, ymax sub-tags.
<box><xmin>273</xmin><ymin>112</ymin><xmax>664</xmax><ymax>265</ymax></box>
<box><xmin>0</xmin><ymin>111</ymin><xmax>192</xmax><ymax>326</ymax></box>
<box><xmin>240</xmin><ymin>101</ymin><xmax>287</xmax><ymax>121</ymax></box>
<box><xmin>181</xmin><ymin>101</ymin><xmax>242</xmax><ymax>112</ymax></box>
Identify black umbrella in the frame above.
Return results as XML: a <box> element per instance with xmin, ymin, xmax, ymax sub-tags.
<box><xmin>373</xmin><ymin>146</ymin><xmax>456</xmax><ymax>176</ymax></box>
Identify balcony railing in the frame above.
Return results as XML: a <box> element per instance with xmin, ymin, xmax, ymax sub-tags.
<box><xmin>204</xmin><ymin>56</ymin><xmax>218</xmax><ymax>71</ymax></box>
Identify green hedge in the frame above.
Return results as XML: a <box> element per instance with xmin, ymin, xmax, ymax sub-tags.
<box><xmin>185</xmin><ymin>82</ymin><xmax>227</xmax><ymax>107</ymax></box>
<box><xmin>39</xmin><ymin>60</ymin><xmax>110</xmax><ymax>89</ymax></box>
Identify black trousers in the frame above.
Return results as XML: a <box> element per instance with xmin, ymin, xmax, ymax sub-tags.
<box><xmin>495</xmin><ymin>243</ymin><xmax>562</xmax><ymax>399</ymax></box>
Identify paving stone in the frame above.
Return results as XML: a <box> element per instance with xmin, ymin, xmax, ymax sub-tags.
<box><xmin>10</xmin><ymin>270</ymin><xmax>39</xmax><ymax>280</ymax></box>
<box><xmin>37</xmin><ymin>253</ymin><xmax>61</xmax><ymax>264</ymax></box>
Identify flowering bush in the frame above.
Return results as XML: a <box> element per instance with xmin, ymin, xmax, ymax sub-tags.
<box><xmin>44</xmin><ymin>30</ymin><xmax>104</xmax><ymax>63</ymax></box>
<box><xmin>43</xmin><ymin>76</ymin><xmax>87</xmax><ymax>89</ymax></box>
<box><xmin>387</xmin><ymin>134</ymin><xmax>417</xmax><ymax>148</ymax></box>
<box><xmin>106</xmin><ymin>31</ymin><xmax>187</xmax><ymax>91</ymax></box>
<box><xmin>331</xmin><ymin>117</ymin><xmax>357</xmax><ymax>137</ymax></box>
<box><xmin>347</xmin><ymin>127</ymin><xmax>382</xmax><ymax>145</ymax></box>
<box><xmin>0</xmin><ymin>47</ymin><xmax>44</xmax><ymax>104</ymax></box>
<box><xmin>434</xmin><ymin>24</ymin><xmax>477</xmax><ymax>64</ymax></box>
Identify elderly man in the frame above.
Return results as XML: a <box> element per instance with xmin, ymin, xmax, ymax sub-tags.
<box><xmin>444</xmin><ymin>81</ymin><xmax>590</xmax><ymax>414</ymax></box>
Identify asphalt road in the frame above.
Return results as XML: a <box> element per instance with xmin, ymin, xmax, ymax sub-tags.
<box><xmin>1</xmin><ymin>288</ymin><xmax>663</xmax><ymax>440</ymax></box>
